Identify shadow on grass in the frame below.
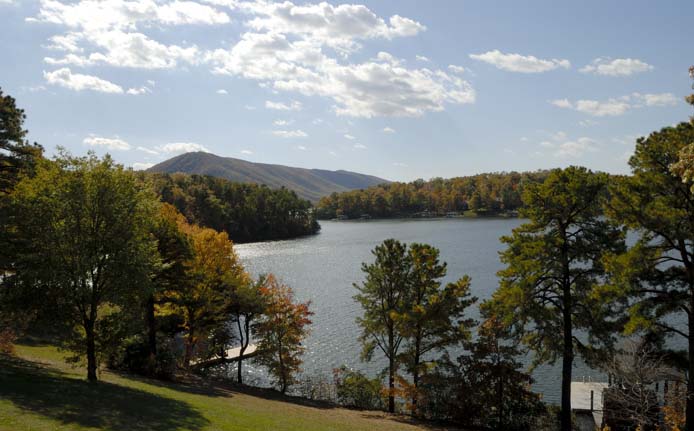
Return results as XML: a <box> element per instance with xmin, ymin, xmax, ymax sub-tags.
<box><xmin>109</xmin><ymin>369</ymin><xmax>231</xmax><ymax>398</ymax></box>
<box><xmin>221</xmin><ymin>382</ymin><xmax>339</xmax><ymax>410</ymax></box>
<box><xmin>0</xmin><ymin>354</ymin><xmax>209</xmax><ymax>431</ymax></box>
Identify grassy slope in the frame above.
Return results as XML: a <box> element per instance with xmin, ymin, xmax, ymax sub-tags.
<box><xmin>0</xmin><ymin>343</ymin><xmax>452</xmax><ymax>431</ymax></box>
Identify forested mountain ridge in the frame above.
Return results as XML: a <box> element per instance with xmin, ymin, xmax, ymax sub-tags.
<box><xmin>315</xmin><ymin>171</ymin><xmax>553</xmax><ymax>219</ymax></box>
<box><xmin>143</xmin><ymin>172</ymin><xmax>320</xmax><ymax>243</ymax></box>
<box><xmin>147</xmin><ymin>152</ymin><xmax>389</xmax><ymax>202</ymax></box>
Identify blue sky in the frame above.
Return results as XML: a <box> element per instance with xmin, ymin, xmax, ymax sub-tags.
<box><xmin>1</xmin><ymin>0</ymin><xmax>692</xmax><ymax>181</ymax></box>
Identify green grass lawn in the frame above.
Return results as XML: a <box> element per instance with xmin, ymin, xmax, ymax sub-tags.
<box><xmin>0</xmin><ymin>343</ymin><xmax>455</xmax><ymax>431</ymax></box>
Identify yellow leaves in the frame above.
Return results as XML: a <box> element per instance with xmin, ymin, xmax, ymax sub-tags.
<box><xmin>661</xmin><ymin>384</ymin><xmax>686</xmax><ymax>431</ymax></box>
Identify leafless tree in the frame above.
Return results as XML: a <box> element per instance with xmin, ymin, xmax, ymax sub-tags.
<box><xmin>602</xmin><ymin>339</ymin><xmax>675</xmax><ymax>430</ymax></box>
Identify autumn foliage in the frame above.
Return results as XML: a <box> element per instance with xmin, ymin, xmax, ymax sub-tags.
<box><xmin>254</xmin><ymin>275</ymin><xmax>313</xmax><ymax>393</ymax></box>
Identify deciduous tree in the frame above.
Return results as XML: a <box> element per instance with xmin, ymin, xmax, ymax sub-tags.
<box><xmin>171</xmin><ymin>223</ymin><xmax>248</xmax><ymax>368</ymax></box>
<box><xmin>253</xmin><ymin>275</ymin><xmax>312</xmax><ymax>393</ymax></box>
<box><xmin>229</xmin><ymin>275</ymin><xmax>266</xmax><ymax>384</ymax></box>
<box><xmin>11</xmin><ymin>151</ymin><xmax>157</xmax><ymax>381</ymax></box>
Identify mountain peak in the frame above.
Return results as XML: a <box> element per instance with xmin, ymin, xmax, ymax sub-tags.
<box><xmin>147</xmin><ymin>152</ymin><xmax>388</xmax><ymax>202</ymax></box>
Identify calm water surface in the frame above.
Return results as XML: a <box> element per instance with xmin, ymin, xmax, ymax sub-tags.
<box><xmin>235</xmin><ymin>219</ymin><xmax>599</xmax><ymax>404</ymax></box>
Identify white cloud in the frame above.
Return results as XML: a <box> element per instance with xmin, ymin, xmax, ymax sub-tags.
<box><xmin>33</xmin><ymin>0</ymin><xmax>228</xmax><ymax>30</ymax></box>
<box><xmin>241</xmin><ymin>1</ymin><xmax>424</xmax><ymax>52</ymax></box>
<box><xmin>550</xmin><ymin>98</ymin><xmax>572</xmax><ymax>109</ymax></box>
<box><xmin>265</xmin><ymin>100</ymin><xmax>302</xmax><ymax>111</ymax></box>
<box><xmin>272</xmin><ymin>130</ymin><xmax>308</xmax><ymax>138</ymax></box>
<box><xmin>34</xmin><ymin>1</ymin><xmax>472</xmax><ymax>118</ymax></box>
<box><xmin>210</xmin><ymin>42</ymin><xmax>476</xmax><ymax>117</ymax></box>
<box><xmin>126</xmin><ymin>85</ymin><xmax>152</xmax><ymax>95</ymax></box>
<box><xmin>382</xmin><ymin>127</ymin><xmax>395</xmax><ymax>133</ymax></box>
<box><xmin>469</xmin><ymin>50</ymin><xmax>570</xmax><ymax>73</ymax></box>
<box><xmin>353</xmin><ymin>143</ymin><xmax>367</xmax><ymax>149</ymax></box>
<box><xmin>132</xmin><ymin>162</ymin><xmax>154</xmax><ymax>170</ymax></box>
<box><xmin>312</xmin><ymin>118</ymin><xmax>323</xmax><ymax>124</ymax></box>
<box><xmin>244</xmin><ymin>105</ymin><xmax>256</xmax><ymax>110</ymax></box>
<box><xmin>137</xmin><ymin>146</ymin><xmax>159</xmax><ymax>154</ymax></box>
<box><xmin>157</xmin><ymin>1</ymin><xmax>230</xmax><ymax>25</ymax></box>
<box><xmin>296</xmin><ymin>145</ymin><xmax>307</xmax><ymax>151</ymax></box>
<box><xmin>44</xmin><ymin>30</ymin><xmax>200</xmax><ymax>69</ymax></box>
<box><xmin>344</xmin><ymin>133</ymin><xmax>356</xmax><ymax>140</ymax></box>
<box><xmin>551</xmin><ymin>92</ymin><xmax>677</xmax><ymax>116</ymax></box>
<box><xmin>579</xmin><ymin>57</ymin><xmax>653</xmax><ymax>76</ymax></box>
<box><xmin>240</xmin><ymin>149</ymin><xmax>253</xmax><ymax>155</ymax></box>
<box><xmin>447</xmin><ymin>65</ymin><xmax>466</xmax><ymax>74</ymax></box>
<box><xmin>216</xmin><ymin>89</ymin><xmax>228</xmax><ymax>94</ymax></box>
<box><xmin>632</xmin><ymin>92</ymin><xmax>678</xmax><ymax>107</ymax></box>
<box><xmin>44</xmin><ymin>68</ymin><xmax>124</xmax><ymax>93</ymax></box>
<box><xmin>155</xmin><ymin>142</ymin><xmax>209</xmax><ymax>153</ymax></box>
<box><xmin>83</xmin><ymin>135</ymin><xmax>131</xmax><ymax>150</ymax></box>
<box><xmin>555</xmin><ymin>137</ymin><xmax>597</xmax><ymax>158</ymax></box>
<box><xmin>273</xmin><ymin>119</ymin><xmax>293</xmax><ymax>126</ymax></box>
<box><xmin>393</xmin><ymin>162</ymin><xmax>408</xmax><ymax>167</ymax></box>
<box><xmin>415</xmin><ymin>55</ymin><xmax>429</xmax><ymax>62</ymax></box>
<box><xmin>45</xmin><ymin>33</ymin><xmax>84</xmax><ymax>52</ymax></box>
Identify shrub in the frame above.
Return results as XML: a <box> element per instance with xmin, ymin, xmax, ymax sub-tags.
<box><xmin>0</xmin><ymin>328</ymin><xmax>16</xmax><ymax>354</ymax></box>
<box><xmin>333</xmin><ymin>366</ymin><xmax>385</xmax><ymax>410</ymax></box>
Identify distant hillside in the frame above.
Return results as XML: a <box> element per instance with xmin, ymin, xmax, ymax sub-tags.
<box><xmin>147</xmin><ymin>152</ymin><xmax>389</xmax><ymax>202</ymax></box>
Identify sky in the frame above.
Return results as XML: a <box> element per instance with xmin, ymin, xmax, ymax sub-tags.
<box><xmin>1</xmin><ymin>0</ymin><xmax>692</xmax><ymax>182</ymax></box>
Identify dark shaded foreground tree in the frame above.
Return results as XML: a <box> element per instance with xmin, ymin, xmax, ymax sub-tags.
<box><xmin>145</xmin><ymin>203</ymin><xmax>192</xmax><ymax>368</ymax></box>
<box><xmin>253</xmin><ymin>275</ymin><xmax>312</xmax><ymax>393</ymax></box>
<box><xmin>604</xmin><ymin>122</ymin><xmax>694</xmax><ymax>430</ymax></box>
<box><xmin>229</xmin><ymin>275</ymin><xmax>266</xmax><ymax>384</ymax></box>
<box><xmin>354</xmin><ymin>239</ymin><xmax>411</xmax><ymax>413</ymax></box>
<box><xmin>0</xmin><ymin>87</ymin><xmax>43</xmax><ymax>343</ymax></box>
<box><xmin>485</xmin><ymin>166</ymin><xmax>625</xmax><ymax>431</ymax></box>
<box><xmin>11</xmin><ymin>151</ymin><xmax>158</xmax><ymax>381</ymax></box>
<box><xmin>398</xmin><ymin>243</ymin><xmax>477</xmax><ymax>414</ymax></box>
<box><xmin>601</xmin><ymin>339</ymin><xmax>674</xmax><ymax>431</ymax></box>
<box><xmin>418</xmin><ymin>317</ymin><xmax>545</xmax><ymax>431</ymax></box>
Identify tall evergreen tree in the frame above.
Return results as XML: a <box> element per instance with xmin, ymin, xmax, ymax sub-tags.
<box><xmin>0</xmin><ymin>87</ymin><xmax>42</xmax><ymax>280</ymax></box>
<box><xmin>605</xmin><ymin>122</ymin><xmax>694</xmax><ymax>430</ymax></box>
<box><xmin>485</xmin><ymin>166</ymin><xmax>625</xmax><ymax>431</ymax></box>
<box><xmin>354</xmin><ymin>239</ymin><xmax>411</xmax><ymax>413</ymax></box>
<box><xmin>398</xmin><ymin>243</ymin><xmax>477</xmax><ymax>414</ymax></box>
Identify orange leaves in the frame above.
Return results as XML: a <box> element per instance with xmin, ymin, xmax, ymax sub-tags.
<box><xmin>254</xmin><ymin>275</ymin><xmax>313</xmax><ymax>392</ymax></box>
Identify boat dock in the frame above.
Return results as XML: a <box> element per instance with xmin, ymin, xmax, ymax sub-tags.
<box><xmin>571</xmin><ymin>381</ymin><xmax>608</xmax><ymax>431</ymax></box>
<box><xmin>191</xmin><ymin>344</ymin><xmax>259</xmax><ymax>369</ymax></box>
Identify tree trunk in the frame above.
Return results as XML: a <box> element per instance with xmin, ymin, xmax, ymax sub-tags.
<box><xmin>561</xmin><ymin>293</ymin><xmax>574</xmax><ymax>431</ymax></box>
<box><xmin>279</xmin><ymin>339</ymin><xmax>286</xmax><ymax>394</ymax></box>
<box><xmin>687</xmin><ymin>302</ymin><xmax>694</xmax><ymax>431</ymax></box>
<box><xmin>184</xmin><ymin>324</ymin><xmax>195</xmax><ymax>369</ymax></box>
<box><xmin>237</xmin><ymin>352</ymin><xmax>244</xmax><ymax>384</ymax></box>
<box><xmin>85</xmin><ymin>319</ymin><xmax>97</xmax><ymax>382</ymax></box>
<box><xmin>560</xmin><ymin>230</ymin><xmax>573</xmax><ymax>431</ymax></box>
<box><xmin>146</xmin><ymin>295</ymin><xmax>157</xmax><ymax>357</ymax></box>
<box><xmin>388</xmin><ymin>328</ymin><xmax>395</xmax><ymax>413</ymax></box>
<box><xmin>411</xmin><ymin>336</ymin><xmax>421</xmax><ymax>415</ymax></box>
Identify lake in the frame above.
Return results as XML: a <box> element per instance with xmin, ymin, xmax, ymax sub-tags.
<box><xmin>235</xmin><ymin>218</ymin><xmax>600</xmax><ymax>404</ymax></box>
